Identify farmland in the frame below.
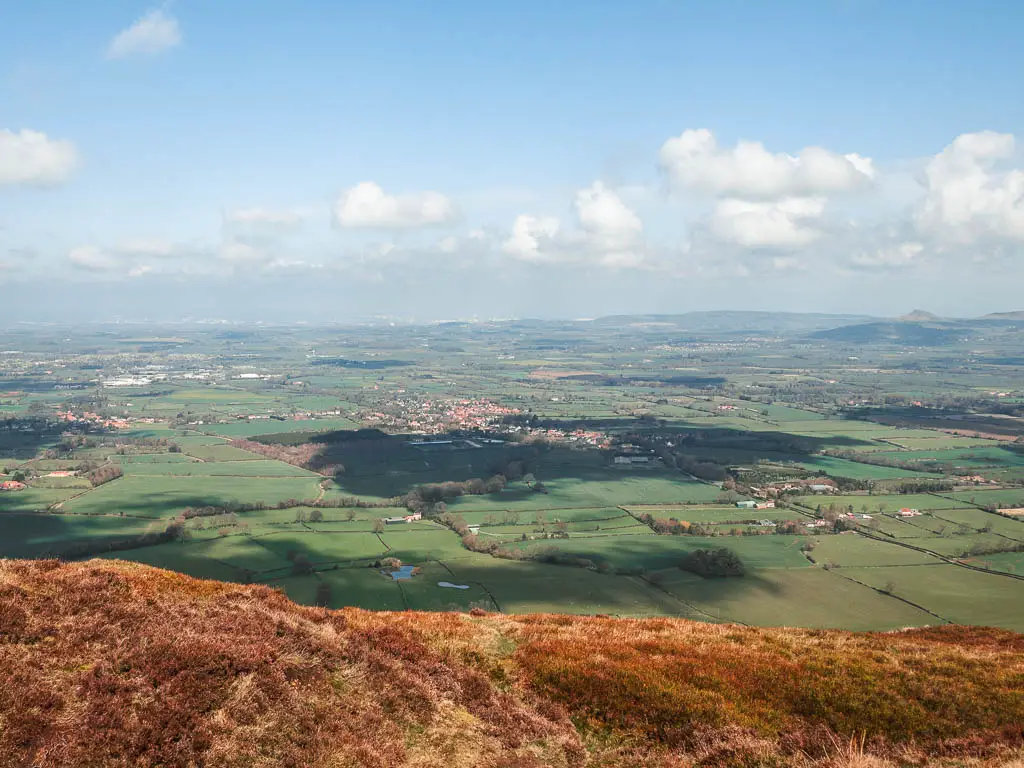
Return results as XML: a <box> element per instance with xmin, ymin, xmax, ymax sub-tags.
<box><xmin>2</xmin><ymin>316</ymin><xmax>1024</xmax><ymax>631</ymax></box>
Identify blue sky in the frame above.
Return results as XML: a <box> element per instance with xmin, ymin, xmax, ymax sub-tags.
<box><xmin>2</xmin><ymin>0</ymin><xmax>1024</xmax><ymax>321</ymax></box>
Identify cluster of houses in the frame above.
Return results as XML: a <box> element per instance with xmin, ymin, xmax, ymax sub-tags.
<box><xmin>896</xmin><ymin>508</ymin><xmax>922</xmax><ymax>517</ymax></box>
<box><xmin>0</xmin><ymin>480</ymin><xmax>26</xmax><ymax>491</ymax></box>
<box><xmin>362</xmin><ymin>396</ymin><xmax>522</xmax><ymax>434</ymax></box>
<box><xmin>55</xmin><ymin>410</ymin><xmax>130</xmax><ymax>430</ymax></box>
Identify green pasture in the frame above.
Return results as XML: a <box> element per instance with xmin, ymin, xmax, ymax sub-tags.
<box><xmin>655</xmin><ymin>567</ymin><xmax>938</xmax><ymax>630</ymax></box>
<box><xmin>505</xmin><ymin>533</ymin><xmax>811</xmax><ymax>572</ymax></box>
<box><xmin>841</xmin><ymin>564</ymin><xmax>1024</xmax><ymax>631</ymax></box>
<box><xmin>97</xmin><ymin>542</ymin><xmax>247</xmax><ymax>583</ymax></box>
<box><xmin>447</xmin><ymin>475</ymin><xmax>726</xmax><ymax>512</ymax></box>
<box><xmin>790</xmin><ymin>455</ymin><xmax>941</xmax><ymax>479</ymax></box>
<box><xmin>961</xmin><ymin>551</ymin><xmax>1024</xmax><ymax>575</ymax></box>
<box><xmin>808</xmin><ymin>534</ymin><xmax>942</xmax><ymax>566</ymax></box>
<box><xmin>0</xmin><ymin>486</ymin><xmax>84</xmax><ymax>513</ymax></box>
<box><xmin>442</xmin><ymin>555</ymin><xmax>690</xmax><ymax>617</ymax></box>
<box><xmin>378</xmin><ymin>529</ymin><xmax>469</xmax><ymax>561</ymax></box>
<box><xmin>0</xmin><ymin>513</ymin><xmax>163</xmax><ymax>558</ymax></box>
<box><xmin>304</xmin><ymin>568</ymin><xmax>407</xmax><ymax>611</ymax></box>
<box><xmin>61</xmin><ymin>475</ymin><xmax>324</xmax><ymax>517</ymax></box>
<box><xmin>116</xmin><ymin>459</ymin><xmax>318</xmax><ymax>477</ymax></box>
<box><xmin>201</xmin><ymin>418</ymin><xmax>358</xmax><ymax>438</ymax></box>
<box><xmin>946</xmin><ymin>488</ymin><xmax>1024</xmax><ymax>508</ymax></box>
<box><xmin>792</xmin><ymin>493</ymin><xmax>966</xmax><ymax>512</ymax></box>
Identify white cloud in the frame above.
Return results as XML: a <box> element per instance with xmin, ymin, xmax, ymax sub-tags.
<box><xmin>575</xmin><ymin>181</ymin><xmax>643</xmax><ymax>252</ymax></box>
<box><xmin>916</xmin><ymin>131</ymin><xmax>1024</xmax><ymax>242</ymax></box>
<box><xmin>107</xmin><ymin>9</ymin><xmax>181</xmax><ymax>59</ymax></box>
<box><xmin>115</xmin><ymin>239</ymin><xmax>177</xmax><ymax>257</ymax></box>
<box><xmin>128</xmin><ymin>265</ymin><xmax>154</xmax><ymax>278</ymax></box>
<box><xmin>68</xmin><ymin>246</ymin><xmax>118</xmax><ymax>272</ymax></box>
<box><xmin>851</xmin><ymin>241</ymin><xmax>925</xmax><ymax>269</ymax></box>
<box><xmin>660</xmin><ymin>128</ymin><xmax>874</xmax><ymax>198</ymax></box>
<box><xmin>502</xmin><ymin>215</ymin><xmax>561</xmax><ymax>261</ymax></box>
<box><xmin>334</xmin><ymin>182</ymin><xmax>457</xmax><ymax>229</ymax></box>
<box><xmin>228</xmin><ymin>207</ymin><xmax>303</xmax><ymax>229</ymax></box>
<box><xmin>0</xmin><ymin>129</ymin><xmax>78</xmax><ymax>185</ymax></box>
<box><xmin>503</xmin><ymin>183</ymin><xmax>646</xmax><ymax>267</ymax></box>
<box><xmin>711</xmin><ymin>197</ymin><xmax>825</xmax><ymax>248</ymax></box>
<box><xmin>219</xmin><ymin>241</ymin><xmax>270</xmax><ymax>264</ymax></box>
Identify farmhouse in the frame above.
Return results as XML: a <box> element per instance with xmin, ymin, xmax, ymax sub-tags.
<box><xmin>754</xmin><ymin>501</ymin><xmax>776</xmax><ymax>509</ymax></box>
<box><xmin>383</xmin><ymin>512</ymin><xmax>423</xmax><ymax>524</ymax></box>
<box><xmin>897</xmin><ymin>508</ymin><xmax>922</xmax><ymax>517</ymax></box>
<box><xmin>0</xmin><ymin>480</ymin><xmax>26</xmax><ymax>491</ymax></box>
<box><xmin>808</xmin><ymin>484</ymin><xmax>836</xmax><ymax>493</ymax></box>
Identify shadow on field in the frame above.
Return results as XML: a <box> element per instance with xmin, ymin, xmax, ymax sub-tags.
<box><xmin>0</xmin><ymin>512</ymin><xmax>161</xmax><ymax>559</ymax></box>
<box><xmin>274</xmin><ymin>422</ymin><xmax>881</xmax><ymax>498</ymax></box>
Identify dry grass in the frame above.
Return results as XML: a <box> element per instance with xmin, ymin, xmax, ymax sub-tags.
<box><xmin>0</xmin><ymin>559</ymin><xmax>1022</xmax><ymax>768</ymax></box>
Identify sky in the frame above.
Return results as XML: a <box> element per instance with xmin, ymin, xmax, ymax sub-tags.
<box><xmin>2</xmin><ymin>0</ymin><xmax>1024</xmax><ymax>322</ymax></box>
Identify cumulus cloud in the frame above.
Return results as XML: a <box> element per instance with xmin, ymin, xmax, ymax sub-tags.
<box><xmin>711</xmin><ymin>197</ymin><xmax>825</xmax><ymax>248</ymax></box>
<box><xmin>228</xmin><ymin>207</ymin><xmax>303</xmax><ymax>229</ymax></box>
<box><xmin>916</xmin><ymin>131</ymin><xmax>1024</xmax><ymax>242</ymax></box>
<box><xmin>660</xmin><ymin>128</ymin><xmax>875</xmax><ymax>198</ymax></box>
<box><xmin>0</xmin><ymin>129</ymin><xmax>78</xmax><ymax>185</ymax></box>
<box><xmin>68</xmin><ymin>246</ymin><xmax>118</xmax><ymax>272</ymax></box>
<box><xmin>575</xmin><ymin>181</ymin><xmax>643</xmax><ymax>252</ymax></box>
<box><xmin>502</xmin><ymin>215</ymin><xmax>562</xmax><ymax>261</ymax></box>
<box><xmin>503</xmin><ymin>183</ymin><xmax>646</xmax><ymax>267</ymax></box>
<box><xmin>334</xmin><ymin>182</ymin><xmax>457</xmax><ymax>229</ymax></box>
<box><xmin>107</xmin><ymin>9</ymin><xmax>181</xmax><ymax>59</ymax></box>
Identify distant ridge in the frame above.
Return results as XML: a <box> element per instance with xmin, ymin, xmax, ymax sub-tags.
<box><xmin>899</xmin><ymin>309</ymin><xmax>941</xmax><ymax>322</ymax></box>
<box><xmin>811</xmin><ymin>321</ymin><xmax>963</xmax><ymax>346</ymax></box>
<box><xmin>589</xmin><ymin>311</ymin><xmax>875</xmax><ymax>333</ymax></box>
<box><xmin>983</xmin><ymin>310</ymin><xmax>1024</xmax><ymax>320</ymax></box>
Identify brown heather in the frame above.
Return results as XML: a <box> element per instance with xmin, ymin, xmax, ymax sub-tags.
<box><xmin>0</xmin><ymin>559</ymin><xmax>1022</xmax><ymax>768</ymax></box>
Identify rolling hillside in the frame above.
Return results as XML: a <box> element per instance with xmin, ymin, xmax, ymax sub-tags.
<box><xmin>1</xmin><ymin>559</ymin><xmax>1022</xmax><ymax>767</ymax></box>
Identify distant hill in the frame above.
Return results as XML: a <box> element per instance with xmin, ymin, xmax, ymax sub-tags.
<box><xmin>983</xmin><ymin>310</ymin><xmax>1024</xmax><ymax>320</ymax></box>
<box><xmin>899</xmin><ymin>309</ymin><xmax>941</xmax><ymax>322</ymax></box>
<box><xmin>1</xmin><ymin>559</ymin><xmax>1022</xmax><ymax>767</ymax></box>
<box><xmin>811</xmin><ymin>320</ymin><xmax>966</xmax><ymax>346</ymax></box>
<box><xmin>590</xmin><ymin>311</ymin><xmax>875</xmax><ymax>333</ymax></box>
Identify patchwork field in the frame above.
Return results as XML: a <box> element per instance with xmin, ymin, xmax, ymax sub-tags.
<box><xmin>4</xmin><ymin>320</ymin><xmax>1024</xmax><ymax>635</ymax></box>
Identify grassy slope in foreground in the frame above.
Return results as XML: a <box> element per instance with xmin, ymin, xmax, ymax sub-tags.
<box><xmin>0</xmin><ymin>560</ymin><xmax>1022</xmax><ymax>768</ymax></box>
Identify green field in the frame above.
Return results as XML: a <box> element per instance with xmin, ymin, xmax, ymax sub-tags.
<box><xmin>808</xmin><ymin>533</ymin><xmax>942</xmax><ymax>566</ymax></box>
<box><xmin>4</xmin><ymin>319</ymin><xmax>1024</xmax><ymax>632</ymax></box>
<box><xmin>505</xmin><ymin>533</ymin><xmax>812</xmax><ymax>572</ymax></box>
<box><xmin>0</xmin><ymin>486</ymin><xmax>84</xmax><ymax>513</ymax></box>
<box><xmin>448</xmin><ymin>475</ymin><xmax>726</xmax><ymax>512</ymax></box>
<box><xmin>655</xmin><ymin>567</ymin><xmax>938</xmax><ymax>630</ymax></box>
<box><xmin>115</xmin><ymin>459</ymin><xmax>319</xmax><ymax>477</ymax></box>
<box><xmin>793</xmin><ymin>493</ymin><xmax>967</xmax><ymax>513</ymax></box>
<box><xmin>61</xmin><ymin>475</ymin><xmax>325</xmax><ymax>517</ymax></box>
<box><xmin>841</xmin><ymin>564</ymin><xmax>1024</xmax><ymax>631</ymax></box>
<box><xmin>442</xmin><ymin>555</ymin><xmax>691</xmax><ymax>616</ymax></box>
<box><xmin>0</xmin><ymin>513</ymin><xmax>162</xmax><ymax>557</ymax></box>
